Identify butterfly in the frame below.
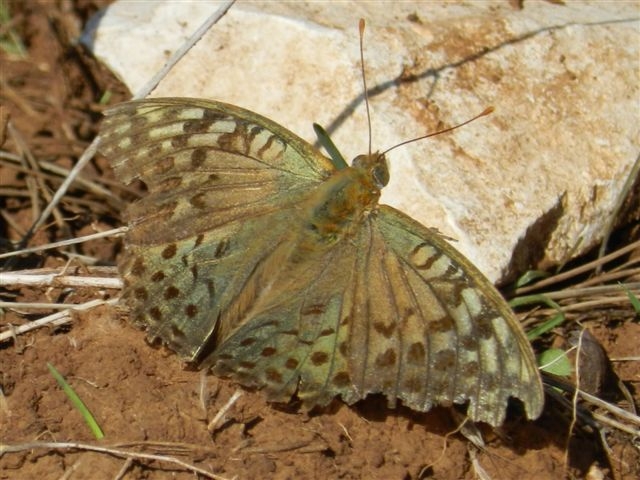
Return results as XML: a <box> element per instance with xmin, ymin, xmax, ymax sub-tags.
<box><xmin>99</xmin><ymin>97</ymin><xmax>544</xmax><ymax>426</ymax></box>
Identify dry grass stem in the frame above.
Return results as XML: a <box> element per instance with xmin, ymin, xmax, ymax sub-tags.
<box><xmin>515</xmin><ymin>239</ymin><xmax>640</xmax><ymax>295</ymax></box>
<box><xmin>0</xmin><ymin>298</ymin><xmax>116</xmax><ymax>342</ymax></box>
<box><xmin>207</xmin><ymin>390</ymin><xmax>243</xmax><ymax>433</ymax></box>
<box><xmin>0</xmin><ymin>268</ymin><xmax>121</xmax><ymax>289</ymax></box>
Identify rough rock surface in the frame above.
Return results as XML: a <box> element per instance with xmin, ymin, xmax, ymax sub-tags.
<box><xmin>85</xmin><ymin>1</ymin><xmax>640</xmax><ymax>282</ymax></box>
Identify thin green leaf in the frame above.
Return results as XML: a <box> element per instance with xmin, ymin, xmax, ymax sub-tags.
<box><xmin>313</xmin><ymin>123</ymin><xmax>348</xmax><ymax>170</ymax></box>
<box><xmin>0</xmin><ymin>0</ymin><xmax>27</xmax><ymax>57</ymax></box>
<box><xmin>509</xmin><ymin>293</ymin><xmax>562</xmax><ymax>310</ymax></box>
<box><xmin>509</xmin><ymin>294</ymin><xmax>566</xmax><ymax>340</ymax></box>
<box><xmin>621</xmin><ymin>283</ymin><xmax>640</xmax><ymax>313</ymax></box>
<box><xmin>526</xmin><ymin>312</ymin><xmax>565</xmax><ymax>341</ymax></box>
<box><xmin>515</xmin><ymin>269</ymin><xmax>551</xmax><ymax>288</ymax></box>
<box><xmin>47</xmin><ymin>362</ymin><xmax>104</xmax><ymax>440</ymax></box>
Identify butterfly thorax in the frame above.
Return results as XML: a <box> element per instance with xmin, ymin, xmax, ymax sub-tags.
<box><xmin>302</xmin><ymin>152</ymin><xmax>388</xmax><ymax>246</ymax></box>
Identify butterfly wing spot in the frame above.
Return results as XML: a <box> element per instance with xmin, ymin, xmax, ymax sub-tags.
<box><xmin>151</xmin><ymin>271</ymin><xmax>165</xmax><ymax>282</ymax></box>
<box><xmin>409</xmin><ymin>243</ymin><xmax>440</xmax><ymax>270</ymax></box>
<box><xmin>185</xmin><ymin>304</ymin><xmax>198</xmax><ymax>318</ymax></box>
<box><xmin>406</xmin><ymin>342</ymin><xmax>426</xmax><ymax>365</ymax></box>
<box><xmin>425</xmin><ymin>315</ymin><xmax>455</xmax><ymax>334</ymax></box>
<box><xmin>129</xmin><ymin>114</ymin><xmax>149</xmax><ymax>129</ymax></box>
<box><xmin>373</xmin><ymin>321</ymin><xmax>396</xmax><ymax>338</ymax></box>
<box><xmin>310</xmin><ymin>351</ymin><xmax>329</xmax><ymax>366</ymax></box>
<box><xmin>154</xmin><ymin>156</ymin><xmax>176</xmax><ymax>176</ymax></box>
<box><xmin>191</xmin><ymin>148</ymin><xmax>207</xmax><ymax>168</ymax></box>
<box><xmin>189</xmin><ymin>193</ymin><xmax>207</xmax><ymax>209</ymax></box>
<box><xmin>146</xmin><ymin>143</ymin><xmax>163</xmax><ymax>158</ymax></box>
<box><xmin>332</xmin><ymin>371</ymin><xmax>351</xmax><ymax>387</ymax></box>
<box><xmin>157</xmin><ymin>176</ymin><xmax>183</xmax><ymax>193</ymax></box>
<box><xmin>463</xmin><ymin>360</ymin><xmax>481</xmax><ymax>378</ymax></box>
<box><xmin>130</xmin><ymin>256</ymin><xmax>146</xmax><ymax>276</ymax></box>
<box><xmin>214</xmin><ymin>239</ymin><xmax>231</xmax><ymax>258</ymax></box>
<box><xmin>478</xmin><ymin>337</ymin><xmax>499</xmax><ymax>375</ymax></box>
<box><xmin>460</xmin><ymin>336</ymin><xmax>478</xmax><ymax>351</ymax></box>
<box><xmin>170</xmin><ymin>135</ymin><xmax>189</xmax><ymax>149</ymax></box>
<box><xmin>433</xmin><ymin>349</ymin><xmax>456</xmax><ymax>371</ymax></box>
<box><xmin>130</xmin><ymin>129</ymin><xmax>151</xmax><ymax>147</ymax></box>
<box><xmin>164</xmin><ymin>285</ymin><xmax>180</xmax><ymax>300</ymax></box>
<box><xmin>375</xmin><ymin>348</ymin><xmax>397</xmax><ymax>368</ymax></box>
<box><xmin>491</xmin><ymin>315</ymin><xmax>517</xmax><ymax>348</ymax></box>
<box><xmin>265</xmin><ymin>368</ymin><xmax>284</xmax><ymax>384</ymax></box>
<box><xmin>206</xmin><ymin>279</ymin><xmax>215</xmax><ymax>298</ymax></box>
<box><xmin>300</xmin><ymin>304</ymin><xmax>327</xmax><ymax>315</ymax></box>
<box><xmin>161</xmin><ymin>244</ymin><xmax>177</xmax><ymax>259</ymax></box>
<box><xmin>182</xmin><ymin>118</ymin><xmax>214</xmax><ymax>134</ymax></box>
<box><xmin>133</xmin><ymin>287</ymin><xmax>148</xmax><ymax>301</ymax></box>
<box><xmin>148</xmin><ymin>307</ymin><xmax>162</xmax><ymax>321</ymax></box>
<box><xmin>460</xmin><ymin>287</ymin><xmax>483</xmax><ymax>318</ymax></box>
<box><xmin>475</xmin><ymin>316</ymin><xmax>495</xmax><ymax>339</ymax></box>
<box><xmin>189</xmin><ymin>265</ymin><xmax>198</xmax><ymax>280</ymax></box>
<box><xmin>285</xmin><ymin>358</ymin><xmax>299</xmax><ymax>369</ymax></box>
<box><xmin>261</xmin><ymin>347</ymin><xmax>277</xmax><ymax>357</ymax></box>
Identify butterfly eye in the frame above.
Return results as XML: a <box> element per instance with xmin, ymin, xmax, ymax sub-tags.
<box><xmin>371</xmin><ymin>162</ymin><xmax>389</xmax><ymax>188</ymax></box>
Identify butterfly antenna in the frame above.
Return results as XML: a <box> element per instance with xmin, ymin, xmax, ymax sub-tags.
<box><xmin>359</xmin><ymin>18</ymin><xmax>372</xmax><ymax>157</ymax></box>
<box><xmin>381</xmin><ymin>107</ymin><xmax>495</xmax><ymax>157</ymax></box>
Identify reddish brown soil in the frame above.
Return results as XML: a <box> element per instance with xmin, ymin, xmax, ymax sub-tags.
<box><xmin>1</xmin><ymin>2</ymin><xmax>638</xmax><ymax>479</ymax></box>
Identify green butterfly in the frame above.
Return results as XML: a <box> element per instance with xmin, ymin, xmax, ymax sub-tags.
<box><xmin>100</xmin><ymin>97</ymin><xmax>543</xmax><ymax>426</ymax></box>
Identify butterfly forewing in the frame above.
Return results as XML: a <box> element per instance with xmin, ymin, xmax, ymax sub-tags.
<box><xmin>100</xmin><ymin>99</ymin><xmax>336</xmax><ymax>359</ymax></box>
<box><xmin>101</xmin><ymin>99</ymin><xmax>336</xmax><ymax>245</ymax></box>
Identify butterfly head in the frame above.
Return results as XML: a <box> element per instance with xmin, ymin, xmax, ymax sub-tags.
<box><xmin>352</xmin><ymin>152</ymin><xmax>389</xmax><ymax>189</ymax></box>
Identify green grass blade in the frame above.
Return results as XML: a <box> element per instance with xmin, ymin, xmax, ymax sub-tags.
<box><xmin>47</xmin><ymin>362</ymin><xmax>104</xmax><ymax>439</ymax></box>
<box><xmin>515</xmin><ymin>269</ymin><xmax>551</xmax><ymax>288</ymax></box>
<box><xmin>525</xmin><ymin>312</ymin><xmax>565</xmax><ymax>341</ymax></box>
<box><xmin>509</xmin><ymin>294</ymin><xmax>566</xmax><ymax>341</ymax></box>
<box><xmin>0</xmin><ymin>0</ymin><xmax>27</xmax><ymax>57</ymax></box>
<box><xmin>621</xmin><ymin>283</ymin><xmax>640</xmax><ymax>314</ymax></box>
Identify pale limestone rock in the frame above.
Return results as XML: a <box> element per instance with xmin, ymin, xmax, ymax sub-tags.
<box><xmin>84</xmin><ymin>1</ymin><xmax>640</xmax><ymax>283</ymax></box>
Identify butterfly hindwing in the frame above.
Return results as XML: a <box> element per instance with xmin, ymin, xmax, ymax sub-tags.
<box><xmin>369</xmin><ymin>206</ymin><xmax>544</xmax><ymax>425</ymax></box>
